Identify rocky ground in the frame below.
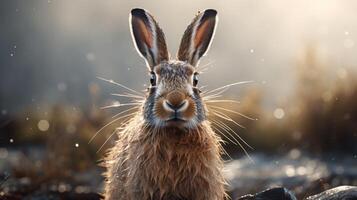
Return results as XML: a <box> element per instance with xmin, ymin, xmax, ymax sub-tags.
<box><xmin>0</xmin><ymin>148</ymin><xmax>356</xmax><ymax>199</ymax></box>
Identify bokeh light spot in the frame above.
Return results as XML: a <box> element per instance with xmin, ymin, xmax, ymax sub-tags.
<box><xmin>57</xmin><ymin>82</ymin><xmax>67</xmax><ymax>92</ymax></box>
<box><xmin>273</xmin><ymin>108</ymin><xmax>285</xmax><ymax>119</ymax></box>
<box><xmin>289</xmin><ymin>149</ymin><xmax>301</xmax><ymax>160</ymax></box>
<box><xmin>285</xmin><ymin>165</ymin><xmax>295</xmax><ymax>177</ymax></box>
<box><xmin>38</xmin><ymin>120</ymin><xmax>50</xmax><ymax>132</ymax></box>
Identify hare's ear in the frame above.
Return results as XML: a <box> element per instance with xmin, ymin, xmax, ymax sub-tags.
<box><xmin>130</xmin><ymin>8</ymin><xmax>169</xmax><ymax>69</ymax></box>
<box><xmin>177</xmin><ymin>9</ymin><xmax>217</xmax><ymax>67</ymax></box>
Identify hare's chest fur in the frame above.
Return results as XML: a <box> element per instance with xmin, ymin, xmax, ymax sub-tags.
<box><xmin>104</xmin><ymin>123</ymin><xmax>226</xmax><ymax>200</ymax></box>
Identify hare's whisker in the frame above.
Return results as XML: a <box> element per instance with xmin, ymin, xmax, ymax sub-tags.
<box><xmin>209</xmin><ymin>105</ymin><xmax>257</xmax><ymax>121</ymax></box>
<box><xmin>219</xmin><ymin>144</ymin><xmax>233</xmax><ymax>161</ymax></box>
<box><xmin>202</xmin><ymin>87</ymin><xmax>230</xmax><ymax>99</ymax></box>
<box><xmin>97</xmin><ymin>117</ymin><xmax>133</xmax><ymax>153</ymax></box>
<box><xmin>97</xmin><ymin>76</ymin><xmax>143</xmax><ymax>96</ymax></box>
<box><xmin>213</xmin><ymin>117</ymin><xmax>253</xmax><ymax>150</ymax></box>
<box><xmin>111</xmin><ymin>106</ymin><xmax>140</xmax><ymax>119</ymax></box>
<box><xmin>210</xmin><ymin>126</ymin><xmax>234</xmax><ymax>161</ymax></box>
<box><xmin>197</xmin><ymin>60</ymin><xmax>215</xmax><ymax>73</ymax></box>
<box><xmin>101</xmin><ymin>103</ymin><xmax>141</xmax><ymax>109</ymax></box>
<box><xmin>111</xmin><ymin>93</ymin><xmax>145</xmax><ymax>99</ymax></box>
<box><xmin>212</xmin><ymin>118</ymin><xmax>245</xmax><ymax>147</ymax></box>
<box><xmin>96</xmin><ymin>129</ymin><xmax>119</xmax><ymax>153</ymax></box>
<box><xmin>220</xmin><ymin>122</ymin><xmax>252</xmax><ymax>150</ymax></box>
<box><xmin>198</xmin><ymin>68</ymin><xmax>210</xmax><ymax>74</ymax></box>
<box><xmin>211</xmin><ymin>119</ymin><xmax>253</xmax><ymax>162</ymax></box>
<box><xmin>203</xmin><ymin>81</ymin><xmax>255</xmax><ymax>96</ymax></box>
<box><xmin>197</xmin><ymin>60</ymin><xmax>215</xmax><ymax>70</ymax></box>
<box><xmin>210</xmin><ymin>110</ymin><xmax>232</xmax><ymax>122</ymax></box>
<box><xmin>210</xmin><ymin>109</ymin><xmax>246</xmax><ymax>129</ymax></box>
<box><xmin>133</xmin><ymin>99</ymin><xmax>145</xmax><ymax>103</ymax></box>
<box><xmin>88</xmin><ymin>112</ymin><xmax>136</xmax><ymax>144</ymax></box>
<box><xmin>205</xmin><ymin>99</ymin><xmax>241</xmax><ymax>104</ymax></box>
<box><xmin>211</xmin><ymin>120</ymin><xmax>239</xmax><ymax>145</ymax></box>
<box><xmin>203</xmin><ymin>95</ymin><xmax>223</xmax><ymax>101</ymax></box>
<box><xmin>211</xmin><ymin>121</ymin><xmax>254</xmax><ymax>162</ymax></box>
<box><xmin>198</xmin><ymin>85</ymin><xmax>208</xmax><ymax>90</ymax></box>
<box><xmin>203</xmin><ymin>89</ymin><xmax>230</xmax><ymax>100</ymax></box>
<box><xmin>211</xmin><ymin>124</ymin><xmax>237</xmax><ymax>145</ymax></box>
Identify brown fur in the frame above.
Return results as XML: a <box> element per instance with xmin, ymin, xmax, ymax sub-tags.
<box><xmin>104</xmin><ymin>114</ymin><xmax>227</xmax><ymax>200</ymax></box>
<box><xmin>166</xmin><ymin>91</ymin><xmax>185</xmax><ymax>108</ymax></box>
<box><xmin>155</xmin><ymin>98</ymin><xmax>172</xmax><ymax>120</ymax></box>
<box><xmin>181</xmin><ymin>98</ymin><xmax>196</xmax><ymax>120</ymax></box>
<box><xmin>104</xmin><ymin>8</ymin><xmax>224</xmax><ymax>200</ymax></box>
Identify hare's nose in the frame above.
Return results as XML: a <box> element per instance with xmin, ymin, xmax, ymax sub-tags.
<box><xmin>163</xmin><ymin>91</ymin><xmax>188</xmax><ymax>112</ymax></box>
<box><xmin>164</xmin><ymin>100</ymin><xmax>188</xmax><ymax>112</ymax></box>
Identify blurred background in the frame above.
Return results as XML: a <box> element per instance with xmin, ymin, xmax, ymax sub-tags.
<box><xmin>1</xmin><ymin>0</ymin><xmax>357</xmax><ymax>199</ymax></box>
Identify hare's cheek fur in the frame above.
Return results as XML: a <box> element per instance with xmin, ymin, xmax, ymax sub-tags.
<box><xmin>180</xmin><ymin>98</ymin><xmax>196</xmax><ymax>119</ymax></box>
<box><xmin>154</xmin><ymin>98</ymin><xmax>172</xmax><ymax>120</ymax></box>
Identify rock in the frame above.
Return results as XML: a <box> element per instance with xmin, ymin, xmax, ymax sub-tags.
<box><xmin>236</xmin><ymin>186</ymin><xmax>357</xmax><ymax>200</ymax></box>
<box><xmin>305</xmin><ymin>186</ymin><xmax>357</xmax><ymax>200</ymax></box>
<box><xmin>237</xmin><ymin>187</ymin><xmax>297</xmax><ymax>200</ymax></box>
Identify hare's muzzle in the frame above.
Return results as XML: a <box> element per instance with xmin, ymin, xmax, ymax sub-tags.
<box><xmin>155</xmin><ymin>91</ymin><xmax>196</xmax><ymax>124</ymax></box>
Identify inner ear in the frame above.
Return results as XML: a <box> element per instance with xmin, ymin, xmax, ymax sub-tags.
<box><xmin>177</xmin><ymin>9</ymin><xmax>218</xmax><ymax>67</ymax></box>
<box><xmin>131</xmin><ymin>16</ymin><xmax>154</xmax><ymax>52</ymax></box>
<box><xmin>130</xmin><ymin>8</ymin><xmax>169</xmax><ymax>70</ymax></box>
<box><xmin>194</xmin><ymin>18</ymin><xmax>216</xmax><ymax>54</ymax></box>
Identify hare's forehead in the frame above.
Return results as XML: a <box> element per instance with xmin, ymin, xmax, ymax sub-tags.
<box><xmin>154</xmin><ymin>61</ymin><xmax>194</xmax><ymax>78</ymax></box>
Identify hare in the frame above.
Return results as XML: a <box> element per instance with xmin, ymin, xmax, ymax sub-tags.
<box><xmin>104</xmin><ymin>8</ymin><xmax>227</xmax><ymax>200</ymax></box>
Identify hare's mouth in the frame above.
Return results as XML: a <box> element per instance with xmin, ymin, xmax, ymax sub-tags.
<box><xmin>167</xmin><ymin>117</ymin><xmax>186</xmax><ymax>122</ymax></box>
<box><xmin>165</xmin><ymin>117</ymin><xmax>187</xmax><ymax>127</ymax></box>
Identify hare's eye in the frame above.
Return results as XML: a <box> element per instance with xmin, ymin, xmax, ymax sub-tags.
<box><xmin>150</xmin><ymin>72</ymin><xmax>156</xmax><ymax>86</ymax></box>
<box><xmin>193</xmin><ymin>72</ymin><xmax>199</xmax><ymax>87</ymax></box>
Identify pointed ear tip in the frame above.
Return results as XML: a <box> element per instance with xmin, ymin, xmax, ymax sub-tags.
<box><xmin>131</xmin><ymin>8</ymin><xmax>146</xmax><ymax>17</ymax></box>
<box><xmin>203</xmin><ymin>9</ymin><xmax>217</xmax><ymax>17</ymax></box>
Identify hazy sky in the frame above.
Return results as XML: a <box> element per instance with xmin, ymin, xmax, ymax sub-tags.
<box><xmin>1</xmin><ymin>0</ymin><xmax>357</xmax><ymax>114</ymax></box>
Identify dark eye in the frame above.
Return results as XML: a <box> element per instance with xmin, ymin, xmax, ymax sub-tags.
<box><xmin>193</xmin><ymin>72</ymin><xmax>199</xmax><ymax>87</ymax></box>
<box><xmin>150</xmin><ymin>72</ymin><xmax>156</xmax><ymax>86</ymax></box>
